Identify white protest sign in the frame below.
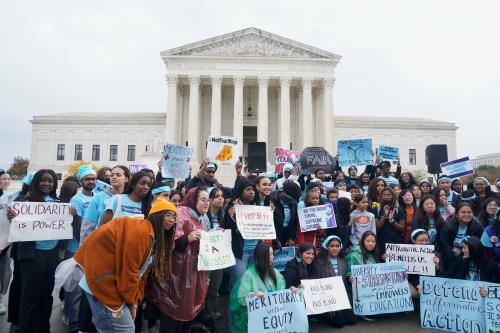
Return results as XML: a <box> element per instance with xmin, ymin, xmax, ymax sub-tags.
<box><xmin>234</xmin><ymin>205</ymin><xmax>276</xmax><ymax>240</ymax></box>
<box><xmin>206</xmin><ymin>135</ymin><xmax>239</xmax><ymax>166</ymax></box>
<box><xmin>297</xmin><ymin>204</ymin><xmax>336</xmax><ymax>232</ymax></box>
<box><xmin>197</xmin><ymin>229</ymin><xmax>235</xmax><ymax>271</ymax></box>
<box><xmin>8</xmin><ymin>202</ymin><xmax>73</xmax><ymax>242</ymax></box>
<box><xmin>385</xmin><ymin>243</ymin><xmax>435</xmax><ymax>276</ymax></box>
<box><xmin>338</xmin><ymin>190</ymin><xmax>351</xmax><ymax>200</ymax></box>
<box><xmin>302</xmin><ymin>277</ymin><xmax>351</xmax><ymax>315</ymax></box>
<box><xmin>440</xmin><ymin>156</ymin><xmax>474</xmax><ymax>179</ymax></box>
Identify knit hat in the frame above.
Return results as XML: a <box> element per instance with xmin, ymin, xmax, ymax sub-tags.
<box><xmin>474</xmin><ymin>176</ymin><xmax>491</xmax><ymax>187</ymax></box>
<box><xmin>282</xmin><ymin>180</ymin><xmax>301</xmax><ymax>201</ymax></box>
<box><xmin>437</xmin><ymin>175</ymin><xmax>451</xmax><ymax>183</ymax></box>
<box><xmin>149</xmin><ymin>197</ymin><xmax>177</xmax><ymax>216</ymax></box>
<box><xmin>77</xmin><ymin>165</ymin><xmax>97</xmax><ymax>181</ymax></box>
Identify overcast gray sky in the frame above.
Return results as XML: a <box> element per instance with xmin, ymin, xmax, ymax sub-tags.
<box><xmin>1</xmin><ymin>0</ymin><xmax>499</xmax><ymax>168</ymax></box>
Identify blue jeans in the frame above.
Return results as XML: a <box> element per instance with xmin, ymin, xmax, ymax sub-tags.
<box><xmin>85</xmin><ymin>292</ymin><xmax>135</xmax><ymax>333</ymax></box>
<box><xmin>64</xmin><ymin>251</ymin><xmax>82</xmax><ymax>331</ymax></box>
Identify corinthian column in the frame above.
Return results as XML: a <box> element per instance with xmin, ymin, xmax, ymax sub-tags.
<box><xmin>188</xmin><ymin>75</ymin><xmax>200</xmax><ymax>162</ymax></box>
<box><xmin>233</xmin><ymin>76</ymin><xmax>245</xmax><ymax>155</ymax></box>
<box><xmin>279</xmin><ymin>77</ymin><xmax>291</xmax><ymax>149</ymax></box>
<box><xmin>323</xmin><ymin>78</ymin><xmax>335</xmax><ymax>154</ymax></box>
<box><xmin>210</xmin><ymin>76</ymin><xmax>222</xmax><ymax>136</ymax></box>
<box><xmin>166</xmin><ymin>74</ymin><xmax>178</xmax><ymax>144</ymax></box>
<box><xmin>301</xmin><ymin>78</ymin><xmax>313</xmax><ymax>148</ymax></box>
<box><xmin>257</xmin><ymin>76</ymin><xmax>269</xmax><ymax>144</ymax></box>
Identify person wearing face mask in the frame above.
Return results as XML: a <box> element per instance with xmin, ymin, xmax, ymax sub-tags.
<box><xmin>395</xmin><ymin>190</ymin><xmax>418</xmax><ymax>244</ymax></box>
<box><xmin>375</xmin><ymin>187</ymin><xmax>403</xmax><ymax>253</ymax></box>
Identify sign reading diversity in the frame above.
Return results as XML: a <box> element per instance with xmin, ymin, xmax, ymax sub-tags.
<box><xmin>297</xmin><ymin>204</ymin><xmax>336</xmax><ymax>232</ymax></box>
<box><xmin>420</xmin><ymin>277</ymin><xmax>485</xmax><ymax>333</ymax></box>
<box><xmin>385</xmin><ymin>244</ymin><xmax>436</xmax><ymax>276</ymax></box>
<box><xmin>302</xmin><ymin>277</ymin><xmax>351</xmax><ymax>315</ymax></box>
<box><xmin>207</xmin><ymin>135</ymin><xmax>239</xmax><ymax>166</ymax></box>
<box><xmin>379</xmin><ymin>145</ymin><xmax>399</xmax><ymax>161</ymax></box>
<box><xmin>338</xmin><ymin>138</ymin><xmax>373</xmax><ymax>167</ymax></box>
<box><xmin>197</xmin><ymin>229</ymin><xmax>235</xmax><ymax>271</ymax></box>
<box><xmin>273</xmin><ymin>247</ymin><xmax>296</xmax><ymax>271</ymax></box>
<box><xmin>352</xmin><ymin>262</ymin><xmax>413</xmax><ymax>315</ymax></box>
<box><xmin>93</xmin><ymin>180</ymin><xmax>112</xmax><ymax>194</ymax></box>
<box><xmin>234</xmin><ymin>205</ymin><xmax>276</xmax><ymax>239</ymax></box>
<box><xmin>440</xmin><ymin>157</ymin><xmax>475</xmax><ymax>179</ymax></box>
<box><xmin>247</xmin><ymin>289</ymin><xmax>308</xmax><ymax>333</ymax></box>
<box><xmin>8</xmin><ymin>202</ymin><xmax>73</xmax><ymax>242</ymax></box>
<box><xmin>299</xmin><ymin>147</ymin><xmax>335</xmax><ymax>174</ymax></box>
<box><xmin>162</xmin><ymin>143</ymin><xmax>193</xmax><ymax>179</ymax></box>
<box><xmin>485</xmin><ymin>284</ymin><xmax>500</xmax><ymax>333</ymax></box>
<box><xmin>274</xmin><ymin>148</ymin><xmax>301</xmax><ymax>174</ymax></box>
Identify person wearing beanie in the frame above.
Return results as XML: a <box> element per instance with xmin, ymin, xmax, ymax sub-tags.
<box><xmin>74</xmin><ymin>198</ymin><xmax>177</xmax><ymax>333</ymax></box>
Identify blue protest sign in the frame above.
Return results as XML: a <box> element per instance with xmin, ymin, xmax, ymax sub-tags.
<box><xmin>352</xmin><ymin>262</ymin><xmax>413</xmax><ymax>315</ymax></box>
<box><xmin>93</xmin><ymin>180</ymin><xmax>112</xmax><ymax>194</ymax></box>
<box><xmin>485</xmin><ymin>284</ymin><xmax>500</xmax><ymax>333</ymax></box>
<box><xmin>440</xmin><ymin>157</ymin><xmax>474</xmax><ymax>179</ymax></box>
<box><xmin>420</xmin><ymin>276</ymin><xmax>485</xmax><ymax>333</ymax></box>
<box><xmin>337</xmin><ymin>139</ymin><xmax>373</xmax><ymax>167</ymax></box>
<box><xmin>379</xmin><ymin>145</ymin><xmax>399</xmax><ymax>161</ymax></box>
<box><xmin>162</xmin><ymin>144</ymin><xmax>193</xmax><ymax>179</ymax></box>
<box><xmin>247</xmin><ymin>289</ymin><xmax>308</xmax><ymax>333</ymax></box>
<box><xmin>273</xmin><ymin>247</ymin><xmax>296</xmax><ymax>271</ymax></box>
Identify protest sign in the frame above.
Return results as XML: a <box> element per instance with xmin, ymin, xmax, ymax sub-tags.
<box><xmin>420</xmin><ymin>276</ymin><xmax>485</xmax><ymax>333</ymax></box>
<box><xmin>440</xmin><ymin>157</ymin><xmax>474</xmax><ymax>179</ymax></box>
<box><xmin>93</xmin><ymin>180</ymin><xmax>112</xmax><ymax>194</ymax></box>
<box><xmin>162</xmin><ymin>143</ymin><xmax>193</xmax><ymax>179</ymax></box>
<box><xmin>207</xmin><ymin>135</ymin><xmax>239</xmax><ymax>166</ymax></box>
<box><xmin>352</xmin><ymin>262</ymin><xmax>413</xmax><ymax>315</ymax></box>
<box><xmin>379</xmin><ymin>145</ymin><xmax>399</xmax><ymax>161</ymax></box>
<box><xmin>8</xmin><ymin>202</ymin><xmax>73</xmax><ymax>242</ymax></box>
<box><xmin>302</xmin><ymin>277</ymin><xmax>351</xmax><ymax>315</ymax></box>
<box><xmin>338</xmin><ymin>190</ymin><xmax>351</xmax><ymax>200</ymax></box>
<box><xmin>338</xmin><ymin>139</ymin><xmax>373</xmax><ymax>167</ymax></box>
<box><xmin>247</xmin><ymin>289</ymin><xmax>308</xmax><ymax>333</ymax></box>
<box><xmin>298</xmin><ymin>147</ymin><xmax>335</xmax><ymax>175</ymax></box>
<box><xmin>0</xmin><ymin>197</ymin><xmax>11</xmax><ymax>251</ymax></box>
<box><xmin>323</xmin><ymin>182</ymin><xmax>335</xmax><ymax>190</ymax></box>
<box><xmin>198</xmin><ymin>229</ymin><xmax>235</xmax><ymax>271</ymax></box>
<box><xmin>273</xmin><ymin>247</ymin><xmax>296</xmax><ymax>271</ymax></box>
<box><xmin>485</xmin><ymin>284</ymin><xmax>500</xmax><ymax>333</ymax></box>
<box><xmin>297</xmin><ymin>204</ymin><xmax>336</xmax><ymax>232</ymax></box>
<box><xmin>385</xmin><ymin>243</ymin><xmax>435</xmax><ymax>276</ymax></box>
<box><xmin>234</xmin><ymin>205</ymin><xmax>276</xmax><ymax>239</ymax></box>
<box><xmin>128</xmin><ymin>164</ymin><xmax>148</xmax><ymax>174</ymax></box>
<box><xmin>274</xmin><ymin>148</ymin><xmax>301</xmax><ymax>174</ymax></box>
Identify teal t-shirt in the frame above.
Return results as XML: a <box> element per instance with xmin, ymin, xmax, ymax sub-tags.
<box><xmin>106</xmin><ymin>194</ymin><xmax>143</xmax><ymax>218</ymax></box>
<box><xmin>35</xmin><ymin>196</ymin><xmax>60</xmax><ymax>251</ymax></box>
<box><xmin>68</xmin><ymin>191</ymin><xmax>93</xmax><ymax>253</ymax></box>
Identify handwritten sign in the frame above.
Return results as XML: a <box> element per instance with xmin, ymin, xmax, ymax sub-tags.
<box><xmin>379</xmin><ymin>145</ymin><xmax>399</xmax><ymax>161</ymax></box>
<box><xmin>207</xmin><ymin>135</ymin><xmax>239</xmax><ymax>166</ymax></box>
<box><xmin>302</xmin><ymin>277</ymin><xmax>351</xmax><ymax>315</ymax></box>
<box><xmin>198</xmin><ymin>229</ymin><xmax>235</xmax><ymax>271</ymax></box>
<box><xmin>440</xmin><ymin>156</ymin><xmax>474</xmax><ymax>179</ymax></box>
<box><xmin>273</xmin><ymin>247</ymin><xmax>296</xmax><ymax>271</ymax></box>
<box><xmin>8</xmin><ymin>202</ymin><xmax>73</xmax><ymax>242</ymax></box>
<box><xmin>162</xmin><ymin>143</ymin><xmax>193</xmax><ymax>179</ymax></box>
<box><xmin>299</xmin><ymin>147</ymin><xmax>335</xmax><ymax>175</ymax></box>
<box><xmin>486</xmin><ymin>284</ymin><xmax>500</xmax><ymax>333</ymax></box>
<box><xmin>297</xmin><ymin>204</ymin><xmax>336</xmax><ymax>232</ymax></box>
<box><xmin>352</xmin><ymin>262</ymin><xmax>413</xmax><ymax>315</ymax></box>
<box><xmin>128</xmin><ymin>164</ymin><xmax>148</xmax><ymax>174</ymax></box>
<box><xmin>247</xmin><ymin>289</ymin><xmax>308</xmax><ymax>333</ymax></box>
<box><xmin>274</xmin><ymin>148</ymin><xmax>301</xmax><ymax>174</ymax></box>
<box><xmin>420</xmin><ymin>276</ymin><xmax>485</xmax><ymax>333</ymax></box>
<box><xmin>338</xmin><ymin>139</ymin><xmax>373</xmax><ymax>167</ymax></box>
<box><xmin>93</xmin><ymin>180</ymin><xmax>112</xmax><ymax>194</ymax></box>
<box><xmin>385</xmin><ymin>244</ymin><xmax>435</xmax><ymax>276</ymax></box>
<box><xmin>234</xmin><ymin>205</ymin><xmax>276</xmax><ymax>240</ymax></box>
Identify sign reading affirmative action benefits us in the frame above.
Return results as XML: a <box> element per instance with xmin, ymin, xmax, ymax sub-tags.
<box><xmin>385</xmin><ymin>243</ymin><xmax>435</xmax><ymax>276</ymax></box>
<box><xmin>8</xmin><ymin>202</ymin><xmax>73</xmax><ymax>242</ymax></box>
<box><xmin>234</xmin><ymin>205</ymin><xmax>276</xmax><ymax>240</ymax></box>
<box><xmin>197</xmin><ymin>229</ymin><xmax>235</xmax><ymax>271</ymax></box>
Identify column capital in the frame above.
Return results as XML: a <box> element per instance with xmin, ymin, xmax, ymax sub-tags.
<box><xmin>166</xmin><ymin>74</ymin><xmax>178</xmax><ymax>86</ymax></box>
<box><xmin>188</xmin><ymin>75</ymin><xmax>201</xmax><ymax>86</ymax></box>
<box><xmin>233</xmin><ymin>76</ymin><xmax>245</xmax><ymax>88</ymax></box>
<box><xmin>257</xmin><ymin>75</ymin><xmax>270</xmax><ymax>87</ymax></box>
<box><xmin>301</xmin><ymin>77</ymin><xmax>313</xmax><ymax>89</ymax></box>
<box><xmin>279</xmin><ymin>76</ymin><xmax>292</xmax><ymax>87</ymax></box>
<box><xmin>323</xmin><ymin>77</ymin><xmax>336</xmax><ymax>88</ymax></box>
<box><xmin>211</xmin><ymin>75</ymin><xmax>223</xmax><ymax>87</ymax></box>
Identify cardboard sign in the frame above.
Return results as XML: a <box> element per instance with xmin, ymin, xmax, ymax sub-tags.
<box><xmin>93</xmin><ymin>180</ymin><xmax>112</xmax><ymax>194</ymax></box>
<box><xmin>197</xmin><ymin>229</ymin><xmax>235</xmax><ymax>271</ymax></box>
<box><xmin>440</xmin><ymin>157</ymin><xmax>474</xmax><ymax>179</ymax></box>
<box><xmin>274</xmin><ymin>148</ymin><xmax>301</xmax><ymax>174</ymax></box>
<box><xmin>8</xmin><ymin>202</ymin><xmax>73</xmax><ymax>242</ymax></box>
<box><xmin>385</xmin><ymin>243</ymin><xmax>436</xmax><ymax>276</ymax></box>
<box><xmin>420</xmin><ymin>276</ymin><xmax>485</xmax><ymax>333</ymax></box>
<box><xmin>207</xmin><ymin>135</ymin><xmax>239</xmax><ymax>166</ymax></box>
<box><xmin>297</xmin><ymin>204</ymin><xmax>336</xmax><ymax>232</ymax></box>
<box><xmin>128</xmin><ymin>164</ymin><xmax>148</xmax><ymax>174</ymax></box>
<box><xmin>162</xmin><ymin>143</ymin><xmax>193</xmax><ymax>179</ymax></box>
<box><xmin>299</xmin><ymin>147</ymin><xmax>335</xmax><ymax>175</ymax></box>
<box><xmin>379</xmin><ymin>145</ymin><xmax>399</xmax><ymax>161</ymax></box>
<box><xmin>302</xmin><ymin>277</ymin><xmax>351</xmax><ymax>315</ymax></box>
<box><xmin>485</xmin><ymin>284</ymin><xmax>500</xmax><ymax>333</ymax></box>
<box><xmin>338</xmin><ymin>139</ymin><xmax>373</xmax><ymax>167</ymax></box>
<box><xmin>273</xmin><ymin>246</ymin><xmax>296</xmax><ymax>271</ymax></box>
<box><xmin>234</xmin><ymin>205</ymin><xmax>276</xmax><ymax>240</ymax></box>
<box><xmin>352</xmin><ymin>262</ymin><xmax>413</xmax><ymax>315</ymax></box>
<box><xmin>247</xmin><ymin>289</ymin><xmax>308</xmax><ymax>333</ymax></box>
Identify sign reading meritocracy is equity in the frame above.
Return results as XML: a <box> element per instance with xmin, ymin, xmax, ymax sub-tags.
<box><xmin>379</xmin><ymin>145</ymin><xmax>399</xmax><ymax>161</ymax></box>
<box><xmin>207</xmin><ymin>135</ymin><xmax>239</xmax><ymax>166</ymax></box>
<box><xmin>299</xmin><ymin>147</ymin><xmax>335</xmax><ymax>174</ymax></box>
<box><xmin>302</xmin><ymin>277</ymin><xmax>351</xmax><ymax>315</ymax></box>
<box><xmin>352</xmin><ymin>262</ymin><xmax>413</xmax><ymax>315</ymax></box>
<box><xmin>197</xmin><ymin>229</ymin><xmax>235</xmax><ymax>271</ymax></box>
<box><xmin>247</xmin><ymin>289</ymin><xmax>308</xmax><ymax>333</ymax></box>
<box><xmin>338</xmin><ymin>138</ymin><xmax>373</xmax><ymax>167</ymax></box>
<box><xmin>440</xmin><ymin>157</ymin><xmax>475</xmax><ymax>179</ymax></box>
<box><xmin>297</xmin><ymin>204</ymin><xmax>336</xmax><ymax>232</ymax></box>
<box><xmin>273</xmin><ymin>247</ymin><xmax>296</xmax><ymax>271</ymax></box>
<box><xmin>234</xmin><ymin>205</ymin><xmax>276</xmax><ymax>239</ymax></box>
<box><xmin>162</xmin><ymin>143</ymin><xmax>193</xmax><ymax>179</ymax></box>
<box><xmin>385</xmin><ymin>243</ymin><xmax>435</xmax><ymax>276</ymax></box>
<box><xmin>8</xmin><ymin>202</ymin><xmax>73</xmax><ymax>242</ymax></box>
<box><xmin>274</xmin><ymin>148</ymin><xmax>301</xmax><ymax>174</ymax></box>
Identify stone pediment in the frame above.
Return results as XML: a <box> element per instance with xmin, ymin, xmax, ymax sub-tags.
<box><xmin>162</xmin><ymin>27</ymin><xmax>340</xmax><ymax>60</ymax></box>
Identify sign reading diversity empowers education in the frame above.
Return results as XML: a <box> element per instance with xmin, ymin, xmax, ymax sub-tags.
<box><xmin>352</xmin><ymin>262</ymin><xmax>413</xmax><ymax>315</ymax></box>
<box><xmin>338</xmin><ymin>138</ymin><xmax>373</xmax><ymax>167</ymax></box>
<box><xmin>207</xmin><ymin>135</ymin><xmax>239</xmax><ymax>166</ymax></box>
<box><xmin>162</xmin><ymin>143</ymin><xmax>193</xmax><ymax>179</ymax></box>
<box><xmin>197</xmin><ymin>229</ymin><xmax>235</xmax><ymax>271</ymax></box>
<box><xmin>440</xmin><ymin>156</ymin><xmax>475</xmax><ymax>179</ymax></box>
<box><xmin>234</xmin><ymin>205</ymin><xmax>276</xmax><ymax>239</ymax></box>
<box><xmin>302</xmin><ymin>277</ymin><xmax>351</xmax><ymax>315</ymax></box>
<box><xmin>385</xmin><ymin>243</ymin><xmax>435</xmax><ymax>276</ymax></box>
<box><xmin>297</xmin><ymin>204</ymin><xmax>336</xmax><ymax>232</ymax></box>
<box><xmin>8</xmin><ymin>202</ymin><xmax>73</xmax><ymax>242</ymax></box>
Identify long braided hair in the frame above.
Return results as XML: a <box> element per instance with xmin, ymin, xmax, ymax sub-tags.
<box><xmin>147</xmin><ymin>211</ymin><xmax>176</xmax><ymax>281</ymax></box>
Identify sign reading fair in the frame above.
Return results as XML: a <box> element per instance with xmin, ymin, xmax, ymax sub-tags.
<box><xmin>352</xmin><ymin>262</ymin><xmax>413</xmax><ymax>316</ymax></box>
<box><xmin>440</xmin><ymin>157</ymin><xmax>475</xmax><ymax>179</ymax></box>
<box><xmin>274</xmin><ymin>148</ymin><xmax>301</xmax><ymax>174</ymax></box>
<box><xmin>297</xmin><ymin>204</ymin><xmax>336</xmax><ymax>232</ymax></box>
<box><xmin>8</xmin><ymin>202</ymin><xmax>73</xmax><ymax>242</ymax></box>
<box><xmin>247</xmin><ymin>289</ymin><xmax>308</xmax><ymax>333</ymax></box>
<box><xmin>379</xmin><ymin>145</ymin><xmax>399</xmax><ymax>161</ymax></box>
<box><xmin>197</xmin><ymin>230</ymin><xmax>235</xmax><ymax>271</ymax></box>
<box><xmin>207</xmin><ymin>135</ymin><xmax>239</xmax><ymax>166</ymax></box>
<box><xmin>302</xmin><ymin>277</ymin><xmax>351</xmax><ymax>315</ymax></box>
<box><xmin>234</xmin><ymin>205</ymin><xmax>276</xmax><ymax>239</ymax></box>
<box><xmin>273</xmin><ymin>247</ymin><xmax>296</xmax><ymax>271</ymax></box>
<box><xmin>385</xmin><ymin>243</ymin><xmax>435</xmax><ymax>276</ymax></box>
<box><xmin>420</xmin><ymin>277</ymin><xmax>485</xmax><ymax>333</ymax></box>
<box><xmin>162</xmin><ymin>143</ymin><xmax>193</xmax><ymax>179</ymax></box>
<box><xmin>299</xmin><ymin>147</ymin><xmax>335</xmax><ymax>175</ymax></box>
<box><xmin>338</xmin><ymin>139</ymin><xmax>373</xmax><ymax>167</ymax></box>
